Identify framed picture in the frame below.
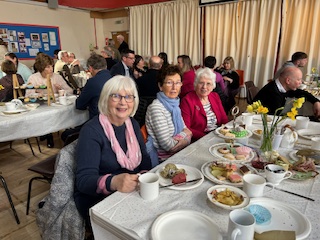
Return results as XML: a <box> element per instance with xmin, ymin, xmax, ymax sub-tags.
<box><xmin>199</xmin><ymin>0</ymin><xmax>237</xmax><ymax>6</ymax></box>
<box><xmin>42</xmin><ymin>33</ymin><xmax>49</xmax><ymax>42</ymax></box>
<box><xmin>30</xmin><ymin>33</ymin><xmax>40</xmax><ymax>41</ymax></box>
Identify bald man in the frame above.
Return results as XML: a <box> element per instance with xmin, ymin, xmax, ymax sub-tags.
<box><xmin>254</xmin><ymin>66</ymin><xmax>320</xmax><ymax>117</ymax></box>
<box><xmin>136</xmin><ymin>56</ymin><xmax>162</xmax><ymax>99</ymax></box>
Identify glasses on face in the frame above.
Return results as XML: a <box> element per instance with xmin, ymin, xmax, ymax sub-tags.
<box><xmin>110</xmin><ymin>93</ymin><xmax>135</xmax><ymax>103</ymax></box>
<box><xmin>126</xmin><ymin>56</ymin><xmax>135</xmax><ymax>61</ymax></box>
<box><xmin>164</xmin><ymin>81</ymin><xmax>183</xmax><ymax>87</ymax></box>
<box><xmin>198</xmin><ymin>82</ymin><xmax>213</xmax><ymax>87</ymax></box>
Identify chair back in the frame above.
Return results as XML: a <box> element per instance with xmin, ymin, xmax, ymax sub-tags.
<box><xmin>134</xmin><ymin>98</ymin><xmax>149</xmax><ymax>127</ymax></box>
<box><xmin>247</xmin><ymin>86</ymin><xmax>259</xmax><ymax>104</ymax></box>
<box><xmin>236</xmin><ymin>69</ymin><xmax>244</xmax><ymax>86</ymax></box>
<box><xmin>140</xmin><ymin>125</ymin><xmax>148</xmax><ymax>143</ymax></box>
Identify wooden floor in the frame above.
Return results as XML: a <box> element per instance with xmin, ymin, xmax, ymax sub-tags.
<box><xmin>0</xmin><ymin>98</ymin><xmax>248</xmax><ymax>240</ymax></box>
<box><xmin>0</xmin><ymin>133</ymin><xmax>63</xmax><ymax>240</ymax></box>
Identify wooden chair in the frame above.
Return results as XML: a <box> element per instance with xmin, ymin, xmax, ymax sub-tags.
<box><xmin>236</xmin><ymin>69</ymin><xmax>245</xmax><ymax>103</ymax></box>
<box><xmin>0</xmin><ymin>174</ymin><xmax>20</xmax><ymax>224</ymax></box>
<box><xmin>140</xmin><ymin>125</ymin><xmax>148</xmax><ymax>143</ymax></box>
<box><xmin>247</xmin><ymin>86</ymin><xmax>260</xmax><ymax>104</ymax></box>
<box><xmin>26</xmin><ymin>131</ymin><xmax>80</xmax><ymax>215</ymax></box>
<box><xmin>245</xmin><ymin>81</ymin><xmax>255</xmax><ymax>104</ymax></box>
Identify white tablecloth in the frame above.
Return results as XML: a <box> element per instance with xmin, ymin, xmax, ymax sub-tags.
<box><xmin>0</xmin><ymin>99</ymin><xmax>89</xmax><ymax>142</ymax></box>
<box><xmin>90</xmin><ymin>118</ymin><xmax>320</xmax><ymax>240</ymax></box>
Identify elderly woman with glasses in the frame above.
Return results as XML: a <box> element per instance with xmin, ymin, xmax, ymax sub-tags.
<box><xmin>74</xmin><ymin>75</ymin><xmax>152</xmax><ymax>226</ymax></box>
<box><xmin>146</xmin><ymin>65</ymin><xmax>192</xmax><ymax>162</ymax></box>
<box><xmin>180</xmin><ymin>68</ymin><xmax>228</xmax><ymax>141</ymax></box>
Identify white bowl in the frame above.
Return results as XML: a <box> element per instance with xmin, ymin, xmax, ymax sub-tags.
<box><xmin>207</xmin><ymin>185</ymin><xmax>249</xmax><ymax>210</ymax></box>
<box><xmin>25</xmin><ymin>103</ymin><xmax>40</xmax><ymax>110</ymax></box>
<box><xmin>252</xmin><ymin>129</ymin><xmax>263</xmax><ymax>139</ymax></box>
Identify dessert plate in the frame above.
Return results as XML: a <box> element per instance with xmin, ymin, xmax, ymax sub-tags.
<box><xmin>201</xmin><ymin>161</ymin><xmax>256</xmax><ymax>187</ymax></box>
<box><xmin>288</xmin><ymin>150</ymin><xmax>320</xmax><ymax>169</ymax></box>
<box><xmin>297</xmin><ymin>129</ymin><xmax>320</xmax><ymax>140</ymax></box>
<box><xmin>2</xmin><ymin>109</ymin><xmax>28</xmax><ymax>115</ymax></box>
<box><xmin>209</xmin><ymin>143</ymin><xmax>255</xmax><ymax>163</ymax></box>
<box><xmin>214</xmin><ymin>126</ymin><xmax>252</xmax><ymax>139</ymax></box>
<box><xmin>151</xmin><ymin>210</ymin><xmax>223</xmax><ymax>240</ymax></box>
<box><xmin>248</xmin><ymin>198</ymin><xmax>311</xmax><ymax>240</ymax></box>
<box><xmin>155</xmin><ymin>164</ymin><xmax>204</xmax><ymax>190</ymax></box>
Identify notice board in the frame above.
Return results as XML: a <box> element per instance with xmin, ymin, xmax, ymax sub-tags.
<box><xmin>0</xmin><ymin>22</ymin><xmax>61</xmax><ymax>60</ymax></box>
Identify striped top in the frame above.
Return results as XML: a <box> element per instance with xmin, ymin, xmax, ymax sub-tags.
<box><xmin>146</xmin><ymin>99</ymin><xmax>186</xmax><ymax>160</ymax></box>
<box><xmin>203</xmin><ymin>103</ymin><xmax>217</xmax><ymax>132</ymax></box>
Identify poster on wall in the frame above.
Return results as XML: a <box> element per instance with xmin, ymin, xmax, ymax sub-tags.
<box><xmin>0</xmin><ymin>22</ymin><xmax>61</xmax><ymax>59</ymax></box>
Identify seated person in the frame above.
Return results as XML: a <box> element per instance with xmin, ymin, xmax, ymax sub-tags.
<box><xmin>0</xmin><ymin>60</ymin><xmax>24</xmax><ymax>102</ymax></box>
<box><xmin>133</xmin><ymin>55</ymin><xmax>148</xmax><ymax>79</ymax></box>
<box><xmin>254</xmin><ymin>66</ymin><xmax>320</xmax><ymax>117</ymax></box>
<box><xmin>146</xmin><ymin>65</ymin><xmax>192</xmax><ymax>161</ymax></box>
<box><xmin>177</xmin><ymin>55</ymin><xmax>196</xmax><ymax>99</ymax></box>
<box><xmin>215</xmin><ymin>56</ymin><xmax>239</xmax><ymax>113</ymax></box>
<box><xmin>4</xmin><ymin>52</ymin><xmax>32</xmax><ymax>83</ymax></box>
<box><xmin>74</xmin><ymin>76</ymin><xmax>152</xmax><ymax>226</ymax></box>
<box><xmin>54</xmin><ymin>50</ymin><xmax>69</xmax><ymax>73</ymax></box>
<box><xmin>26</xmin><ymin>53</ymin><xmax>73</xmax><ymax>97</ymax></box>
<box><xmin>180</xmin><ymin>68</ymin><xmax>228</xmax><ymax>141</ymax></box>
<box><xmin>67</xmin><ymin>52</ymin><xmax>84</xmax><ymax>74</ymax></box>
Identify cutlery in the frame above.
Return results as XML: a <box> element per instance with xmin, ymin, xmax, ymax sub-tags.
<box><xmin>267</xmin><ymin>185</ymin><xmax>315</xmax><ymax>201</ymax></box>
<box><xmin>160</xmin><ymin>178</ymin><xmax>202</xmax><ymax>188</ymax></box>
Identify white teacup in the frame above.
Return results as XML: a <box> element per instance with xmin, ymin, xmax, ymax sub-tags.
<box><xmin>58</xmin><ymin>89</ymin><xmax>66</xmax><ymax>97</ymax></box>
<box><xmin>5</xmin><ymin>102</ymin><xmax>16</xmax><ymax>111</ymax></box>
<box><xmin>241</xmin><ymin>112</ymin><xmax>254</xmax><ymax>128</ymax></box>
<box><xmin>227</xmin><ymin>209</ymin><xmax>255</xmax><ymax>240</ymax></box>
<box><xmin>311</xmin><ymin>137</ymin><xmax>320</xmax><ymax>150</ymax></box>
<box><xmin>139</xmin><ymin>173</ymin><xmax>159</xmax><ymax>201</ymax></box>
<box><xmin>295</xmin><ymin>116</ymin><xmax>310</xmax><ymax>130</ymax></box>
<box><xmin>265</xmin><ymin>164</ymin><xmax>292</xmax><ymax>185</ymax></box>
<box><xmin>242</xmin><ymin>174</ymin><xmax>274</xmax><ymax>198</ymax></box>
<box><xmin>58</xmin><ymin>96</ymin><xmax>68</xmax><ymax>105</ymax></box>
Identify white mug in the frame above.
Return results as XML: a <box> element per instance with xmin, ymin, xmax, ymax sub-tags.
<box><xmin>242</xmin><ymin>174</ymin><xmax>273</xmax><ymax>198</ymax></box>
<box><xmin>311</xmin><ymin>137</ymin><xmax>320</xmax><ymax>150</ymax></box>
<box><xmin>5</xmin><ymin>102</ymin><xmax>16</xmax><ymax>111</ymax></box>
<box><xmin>58</xmin><ymin>96</ymin><xmax>68</xmax><ymax>105</ymax></box>
<box><xmin>241</xmin><ymin>112</ymin><xmax>254</xmax><ymax>128</ymax></box>
<box><xmin>58</xmin><ymin>89</ymin><xmax>66</xmax><ymax>97</ymax></box>
<box><xmin>295</xmin><ymin>116</ymin><xmax>310</xmax><ymax>130</ymax></box>
<box><xmin>265</xmin><ymin>164</ymin><xmax>292</xmax><ymax>185</ymax></box>
<box><xmin>227</xmin><ymin>209</ymin><xmax>255</xmax><ymax>240</ymax></box>
<box><xmin>139</xmin><ymin>173</ymin><xmax>159</xmax><ymax>201</ymax></box>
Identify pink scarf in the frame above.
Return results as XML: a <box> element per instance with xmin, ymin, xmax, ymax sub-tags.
<box><xmin>99</xmin><ymin>114</ymin><xmax>142</xmax><ymax>171</ymax></box>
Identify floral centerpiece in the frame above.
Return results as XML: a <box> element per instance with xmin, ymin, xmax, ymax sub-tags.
<box><xmin>246</xmin><ymin>98</ymin><xmax>305</xmax><ymax>152</ymax></box>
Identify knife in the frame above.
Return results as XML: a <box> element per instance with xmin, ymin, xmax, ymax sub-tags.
<box><xmin>160</xmin><ymin>178</ymin><xmax>202</xmax><ymax>188</ymax></box>
<box><xmin>267</xmin><ymin>185</ymin><xmax>315</xmax><ymax>201</ymax></box>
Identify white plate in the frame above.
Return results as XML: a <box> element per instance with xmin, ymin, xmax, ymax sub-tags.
<box><xmin>51</xmin><ymin>101</ymin><xmax>73</xmax><ymax>107</ymax></box>
<box><xmin>207</xmin><ymin>185</ymin><xmax>249</xmax><ymax>210</ymax></box>
<box><xmin>288</xmin><ymin>150</ymin><xmax>320</xmax><ymax>169</ymax></box>
<box><xmin>155</xmin><ymin>164</ymin><xmax>204</xmax><ymax>190</ymax></box>
<box><xmin>25</xmin><ymin>103</ymin><xmax>40</xmax><ymax>110</ymax></box>
<box><xmin>215</xmin><ymin>126</ymin><xmax>252</xmax><ymax>139</ymax></box>
<box><xmin>151</xmin><ymin>210</ymin><xmax>223</xmax><ymax>240</ymax></box>
<box><xmin>201</xmin><ymin>161</ymin><xmax>256</xmax><ymax>187</ymax></box>
<box><xmin>2</xmin><ymin>108</ymin><xmax>28</xmax><ymax>114</ymax></box>
<box><xmin>209</xmin><ymin>143</ymin><xmax>255</xmax><ymax>163</ymax></box>
<box><xmin>248</xmin><ymin>198</ymin><xmax>312</xmax><ymax>240</ymax></box>
<box><xmin>297</xmin><ymin>129</ymin><xmax>320</xmax><ymax>140</ymax></box>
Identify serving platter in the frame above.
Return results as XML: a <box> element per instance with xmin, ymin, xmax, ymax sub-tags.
<box><xmin>288</xmin><ymin>150</ymin><xmax>320</xmax><ymax>169</ymax></box>
<box><xmin>155</xmin><ymin>164</ymin><xmax>204</xmax><ymax>190</ymax></box>
<box><xmin>248</xmin><ymin>198</ymin><xmax>312</xmax><ymax>240</ymax></box>
<box><xmin>297</xmin><ymin>129</ymin><xmax>320</xmax><ymax>140</ymax></box>
<box><xmin>214</xmin><ymin>126</ymin><xmax>252</xmax><ymax>140</ymax></box>
<box><xmin>151</xmin><ymin>210</ymin><xmax>223</xmax><ymax>240</ymax></box>
<box><xmin>209</xmin><ymin>143</ymin><xmax>255</xmax><ymax>163</ymax></box>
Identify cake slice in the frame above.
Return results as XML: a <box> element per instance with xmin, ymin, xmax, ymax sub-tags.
<box><xmin>172</xmin><ymin>173</ymin><xmax>187</xmax><ymax>184</ymax></box>
<box><xmin>239</xmin><ymin>165</ymin><xmax>251</xmax><ymax>175</ymax></box>
<box><xmin>228</xmin><ymin>174</ymin><xmax>242</xmax><ymax>183</ymax></box>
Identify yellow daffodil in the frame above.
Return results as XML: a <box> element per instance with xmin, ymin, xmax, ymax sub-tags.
<box><xmin>287</xmin><ymin>107</ymin><xmax>298</xmax><ymax>120</ymax></box>
<box><xmin>293</xmin><ymin>97</ymin><xmax>305</xmax><ymax>109</ymax></box>
<box><xmin>0</xmin><ymin>84</ymin><xmax>4</xmax><ymax>90</ymax></box>
<box><xmin>312</xmin><ymin>67</ymin><xmax>317</xmax><ymax>74</ymax></box>
<box><xmin>246</xmin><ymin>105</ymin><xmax>253</xmax><ymax>112</ymax></box>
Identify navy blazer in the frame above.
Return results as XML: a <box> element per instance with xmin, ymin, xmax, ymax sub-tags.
<box><xmin>110</xmin><ymin>61</ymin><xmax>134</xmax><ymax>78</ymax></box>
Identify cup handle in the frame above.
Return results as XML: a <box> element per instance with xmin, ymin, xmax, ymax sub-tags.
<box><xmin>284</xmin><ymin>171</ymin><xmax>293</xmax><ymax>179</ymax></box>
<box><xmin>265</xmin><ymin>182</ymin><xmax>275</xmax><ymax>193</ymax></box>
<box><xmin>231</xmin><ymin>228</ymin><xmax>241</xmax><ymax>240</ymax></box>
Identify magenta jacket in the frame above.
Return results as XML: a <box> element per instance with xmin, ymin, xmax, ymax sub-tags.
<box><xmin>180</xmin><ymin>91</ymin><xmax>228</xmax><ymax>140</ymax></box>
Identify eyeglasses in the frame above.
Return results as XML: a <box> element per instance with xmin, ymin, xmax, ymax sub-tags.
<box><xmin>126</xmin><ymin>56</ymin><xmax>135</xmax><ymax>60</ymax></box>
<box><xmin>110</xmin><ymin>94</ymin><xmax>135</xmax><ymax>103</ymax></box>
<box><xmin>198</xmin><ymin>82</ymin><xmax>213</xmax><ymax>87</ymax></box>
<box><xmin>164</xmin><ymin>81</ymin><xmax>183</xmax><ymax>87</ymax></box>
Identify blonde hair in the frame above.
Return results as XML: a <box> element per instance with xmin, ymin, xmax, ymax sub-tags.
<box><xmin>223</xmin><ymin>56</ymin><xmax>235</xmax><ymax>70</ymax></box>
<box><xmin>98</xmin><ymin>76</ymin><xmax>139</xmax><ymax>117</ymax></box>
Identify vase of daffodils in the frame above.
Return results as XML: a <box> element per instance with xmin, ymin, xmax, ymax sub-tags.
<box><xmin>246</xmin><ymin>98</ymin><xmax>305</xmax><ymax>152</ymax></box>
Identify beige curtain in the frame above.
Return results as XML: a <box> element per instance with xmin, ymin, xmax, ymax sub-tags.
<box><xmin>204</xmin><ymin>2</ymin><xmax>238</xmax><ymax>66</ymax></box>
<box><xmin>204</xmin><ymin>0</ymin><xmax>281</xmax><ymax>88</ymax></box>
<box><xmin>237</xmin><ymin>0</ymin><xmax>281</xmax><ymax>88</ymax></box>
<box><xmin>279</xmin><ymin>0</ymin><xmax>320</xmax><ymax>78</ymax></box>
<box><xmin>129</xmin><ymin>5</ymin><xmax>152</xmax><ymax>58</ymax></box>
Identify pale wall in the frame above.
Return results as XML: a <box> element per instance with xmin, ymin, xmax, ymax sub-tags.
<box><xmin>102</xmin><ymin>17</ymin><xmax>129</xmax><ymax>39</ymax></box>
<box><xmin>0</xmin><ymin>1</ymin><xmax>105</xmax><ymax>68</ymax></box>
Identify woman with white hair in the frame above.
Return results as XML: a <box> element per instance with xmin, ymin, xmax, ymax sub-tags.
<box><xmin>74</xmin><ymin>75</ymin><xmax>152</xmax><ymax>226</ymax></box>
<box><xmin>180</xmin><ymin>67</ymin><xmax>228</xmax><ymax>141</ymax></box>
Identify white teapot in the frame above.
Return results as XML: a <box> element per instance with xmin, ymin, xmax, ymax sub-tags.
<box><xmin>280</xmin><ymin>128</ymin><xmax>298</xmax><ymax>149</ymax></box>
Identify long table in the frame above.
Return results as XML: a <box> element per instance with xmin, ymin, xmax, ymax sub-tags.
<box><xmin>90</xmin><ymin>118</ymin><xmax>320</xmax><ymax>240</ymax></box>
<box><xmin>0</xmin><ymin>99</ymin><xmax>89</xmax><ymax>142</ymax></box>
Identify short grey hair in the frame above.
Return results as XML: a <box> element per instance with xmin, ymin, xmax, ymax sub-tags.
<box><xmin>58</xmin><ymin>50</ymin><xmax>67</xmax><ymax>60</ymax></box>
<box><xmin>194</xmin><ymin>67</ymin><xmax>216</xmax><ymax>89</ymax></box>
<box><xmin>98</xmin><ymin>76</ymin><xmax>139</xmax><ymax>117</ymax></box>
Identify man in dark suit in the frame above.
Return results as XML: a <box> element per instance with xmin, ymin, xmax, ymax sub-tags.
<box><xmin>110</xmin><ymin>49</ymin><xmax>135</xmax><ymax>78</ymax></box>
<box><xmin>117</xmin><ymin>34</ymin><xmax>129</xmax><ymax>53</ymax></box>
<box><xmin>136</xmin><ymin>56</ymin><xmax>162</xmax><ymax>100</ymax></box>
